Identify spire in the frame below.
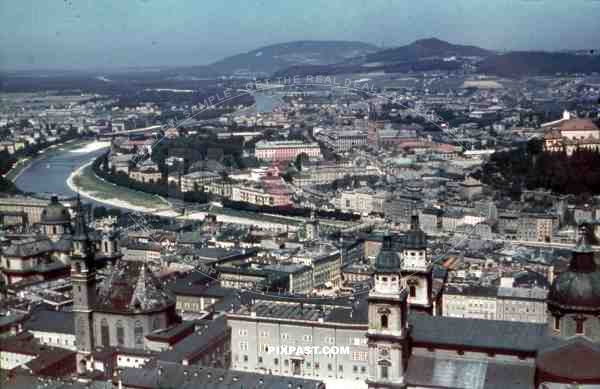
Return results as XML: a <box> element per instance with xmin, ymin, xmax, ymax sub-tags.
<box><xmin>410</xmin><ymin>212</ymin><xmax>419</xmax><ymax>231</ymax></box>
<box><xmin>73</xmin><ymin>200</ymin><xmax>89</xmax><ymax>241</ymax></box>
<box><xmin>375</xmin><ymin>231</ymin><xmax>401</xmax><ymax>272</ymax></box>
<box><xmin>570</xmin><ymin>226</ymin><xmax>596</xmax><ymax>273</ymax></box>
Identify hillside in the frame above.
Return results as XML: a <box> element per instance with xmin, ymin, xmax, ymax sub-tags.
<box><xmin>360</xmin><ymin>38</ymin><xmax>493</xmax><ymax>64</ymax></box>
<box><xmin>207</xmin><ymin>40</ymin><xmax>379</xmax><ymax>75</ymax></box>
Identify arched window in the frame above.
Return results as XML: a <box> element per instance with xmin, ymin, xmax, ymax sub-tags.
<box><xmin>409</xmin><ymin>285</ymin><xmax>417</xmax><ymax>298</ymax></box>
<box><xmin>134</xmin><ymin>321</ymin><xmax>144</xmax><ymax>348</ymax></box>
<box><xmin>378</xmin><ymin>360</ymin><xmax>391</xmax><ymax>380</ymax></box>
<box><xmin>116</xmin><ymin>320</ymin><xmax>125</xmax><ymax>346</ymax></box>
<box><xmin>100</xmin><ymin>319</ymin><xmax>109</xmax><ymax>347</ymax></box>
<box><xmin>380</xmin><ymin>314</ymin><xmax>388</xmax><ymax>329</ymax></box>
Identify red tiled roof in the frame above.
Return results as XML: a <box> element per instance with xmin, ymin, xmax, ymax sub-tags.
<box><xmin>559</xmin><ymin>118</ymin><xmax>599</xmax><ymax>132</ymax></box>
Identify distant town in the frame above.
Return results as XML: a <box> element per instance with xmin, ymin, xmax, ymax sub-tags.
<box><xmin>1</xmin><ymin>35</ymin><xmax>600</xmax><ymax>389</ymax></box>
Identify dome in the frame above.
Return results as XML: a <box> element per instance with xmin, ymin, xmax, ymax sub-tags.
<box><xmin>40</xmin><ymin>195</ymin><xmax>71</xmax><ymax>225</ymax></box>
<box><xmin>548</xmin><ymin>234</ymin><xmax>600</xmax><ymax>312</ymax></box>
<box><xmin>548</xmin><ymin>271</ymin><xmax>600</xmax><ymax>310</ymax></box>
<box><xmin>375</xmin><ymin>233</ymin><xmax>402</xmax><ymax>273</ymax></box>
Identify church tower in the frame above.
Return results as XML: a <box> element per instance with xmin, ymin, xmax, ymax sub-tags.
<box><xmin>71</xmin><ymin>200</ymin><xmax>96</xmax><ymax>374</ymax></box>
<box><xmin>366</xmin><ymin>232</ymin><xmax>409</xmax><ymax>389</ymax></box>
<box><xmin>400</xmin><ymin>214</ymin><xmax>434</xmax><ymax>314</ymax></box>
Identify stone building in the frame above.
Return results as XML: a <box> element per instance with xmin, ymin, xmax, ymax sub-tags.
<box><xmin>70</xmin><ymin>207</ymin><xmax>179</xmax><ymax>374</ymax></box>
<box><xmin>225</xmin><ymin>226</ymin><xmax>600</xmax><ymax>388</ymax></box>
<box><xmin>0</xmin><ymin>196</ymin><xmax>120</xmax><ymax>287</ymax></box>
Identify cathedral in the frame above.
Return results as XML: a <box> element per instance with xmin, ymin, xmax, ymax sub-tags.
<box><xmin>69</xmin><ymin>206</ymin><xmax>179</xmax><ymax>374</ymax></box>
<box><xmin>364</xmin><ymin>226</ymin><xmax>600</xmax><ymax>388</ymax></box>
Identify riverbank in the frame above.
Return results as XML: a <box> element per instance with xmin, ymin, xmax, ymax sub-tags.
<box><xmin>67</xmin><ymin>159</ymin><xmax>173</xmax><ymax>213</ymax></box>
<box><xmin>6</xmin><ymin>138</ymin><xmax>98</xmax><ymax>182</ymax></box>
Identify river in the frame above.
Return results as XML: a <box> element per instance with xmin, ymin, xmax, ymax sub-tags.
<box><xmin>14</xmin><ymin>143</ymin><xmax>110</xmax><ymax>206</ymax></box>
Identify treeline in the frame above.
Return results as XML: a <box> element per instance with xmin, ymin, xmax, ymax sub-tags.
<box><xmin>223</xmin><ymin>199</ymin><xmax>360</xmax><ymax>221</ymax></box>
<box><xmin>150</xmin><ymin>135</ymin><xmax>246</xmax><ymax>175</ymax></box>
<box><xmin>482</xmin><ymin>139</ymin><xmax>600</xmax><ymax>195</ymax></box>
<box><xmin>94</xmin><ymin>154</ymin><xmax>209</xmax><ymax>203</ymax></box>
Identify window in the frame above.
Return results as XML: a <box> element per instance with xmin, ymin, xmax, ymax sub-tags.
<box><xmin>100</xmin><ymin>319</ymin><xmax>109</xmax><ymax>347</ymax></box>
<box><xmin>339</xmin><ymin>365</ymin><xmax>343</xmax><ymax>372</ymax></box>
<box><xmin>554</xmin><ymin>316</ymin><xmax>561</xmax><ymax>331</ymax></box>
<box><xmin>380</xmin><ymin>314</ymin><xmax>388</xmax><ymax>329</ymax></box>
<box><xmin>328</xmin><ymin>363</ymin><xmax>332</xmax><ymax>371</ymax></box>
<box><xmin>409</xmin><ymin>285</ymin><xmax>416</xmax><ymax>297</ymax></box>
<box><xmin>134</xmin><ymin>321</ymin><xmax>144</xmax><ymax>348</ymax></box>
<box><xmin>116</xmin><ymin>320</ymin><xmax>125</xmax><ymax>346</ymax></box>
<box><xmin>274</xmin><ymin>358</ymin><xmax>279</xmax><ymax>365</ymax></box>
<box><xmin>380</xmin><ymin>365</ymin><xmax>388</xmax><ymax>379</ymax></box>
<box><xmin>239</xmin><ymin>341</ymin><xmax>248</xmax><ymax>351</ymax></box>
<box><xmin>258</xmin><ymin>356</ymin><xmax>263</xmax><ymax>364</ymax></box>
<box><xmin>243</xmin><ymin>355</ymin><xmax>248</xmax><ymax>362</ymax></box>
<box><xmin>575</xmin><ymin>318</ymin><xmax>585</xmax><ymax>335</ymax></box>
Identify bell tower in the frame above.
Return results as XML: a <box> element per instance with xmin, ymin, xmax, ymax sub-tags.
<box><xmin>71</xmin><ymin>198</ymin><xmax>96</xmax><ymax>374</ymax></box>
<box><xmin>366</xmin><ymin>232</ymin><xmax>409</xmax><ymax>388</ymax></box>
<box><xmin>400</xmin><ymin>214</ymin><xmax>434</xmax><ymax>314</ymax></box>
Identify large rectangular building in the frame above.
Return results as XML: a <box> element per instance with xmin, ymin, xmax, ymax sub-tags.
<box><xmin>227</xmin><ymin>298</ymin><xmax>369</xmax><ymax>381</ymax></box>
<box><xmin>254</xmin><ymin>141</ymin><xmax>322</xmax><ymax>162</ymax></box>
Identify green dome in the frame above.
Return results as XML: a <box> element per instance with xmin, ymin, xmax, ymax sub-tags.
<box><xmin>548</xmin><ymin>234</ymin><xmax>600</xmax><ymax>311</ymax></box>
<box><xmin>40</xmin><ymin>196</ymin><xmax>71</xmax><ymax>225</ymax></box>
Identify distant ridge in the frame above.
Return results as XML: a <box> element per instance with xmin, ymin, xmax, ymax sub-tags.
<box><xmin>207</xmin><ymin>40</ymin><xmax>379</xmax><ymax>75</ymax></box>
<box><xmin>360</xmin><ymin>37</ymin><xmax>493</xmax><ymax>63</ymax></box>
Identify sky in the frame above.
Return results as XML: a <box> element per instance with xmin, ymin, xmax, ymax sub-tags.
<box><xmin>1</xmin><ymin>0</ymin><xmax>599</xmax><ymax>71</ymax></box>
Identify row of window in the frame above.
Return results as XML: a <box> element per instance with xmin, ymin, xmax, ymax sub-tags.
<box><xmin>238</xmin><ymin>329</ymin><xmax>364</xmax><ymax>345</ymax></box>
<box><xmin>234</xmin><ymin>355</ymin><xmax>367</xmax><ymax>373</ymax></box>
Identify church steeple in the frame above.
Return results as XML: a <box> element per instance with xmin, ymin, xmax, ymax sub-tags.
<box><xmin>70</xmin><ymin>198</ymin><xmax>96</xmax><ymax>374</ymax></box>
<box><xmin>400</xmin><ymin>212</ymin><xmax>434</xmax><ymax>314</ymax></box>
<box><xmin>367</xmin><ymin>232</ymin><xmax>409</xmax><ymax>388</ymax></box>
<box><xmin>72</xmin><ymin>197</ymin><xmax>93</xmax><ymax>262</ymax></box>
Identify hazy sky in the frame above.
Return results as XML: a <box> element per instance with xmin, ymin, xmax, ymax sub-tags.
<box><xmin>1</xmin><ymin>0</ymin><xmax>599</xmax><ymax>70</ymax></box>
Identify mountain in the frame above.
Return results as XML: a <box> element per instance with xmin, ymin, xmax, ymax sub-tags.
<box><xmin>358</xmin><ymin>38</ymin><xmax>493</xmax><ymax>64</ymax></box>
<box><xmin>478</xmin><ymin>51</ymin><xmax>600</xmax><ymax>77</ymax></box>
<box><xmin>273</xmin><ymin>38</ymin><xmax>489</xmax><ymax>77</ymax></box>
<box><xmin>207</xmin><ymin>40</ymin><xmax>379</xmax><ymax>75</ymax></box>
